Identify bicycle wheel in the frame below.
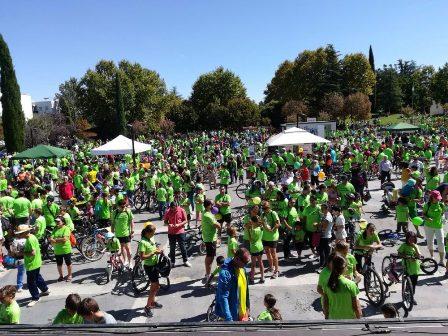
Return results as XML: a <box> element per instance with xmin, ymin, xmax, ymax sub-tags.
<box><xmin>420</xmin><ymin>258</ymin><xmax>438</xmax><ymax>275</ymax></box>
<box><xmin>402</xmin><ymin>275</ymin><xmax>414</xmax><ymax>312</ymax></box>
<box><xmin>364</xmin><ymin>269</ymin><xmax>385</xmax><ymax>306</ymax></box>
<box><xmin>199</xmin><ymin>242</ymin><xmax>207</xmax><ymax>255</ymax></box>
<box><xmin>133</xmin><ymin>189</ymin><xmax>144</xmax><ymax>211</ymax></box>
<box><xmin>131</xmin><ymin>262</ymin><xmax>150</xmax><ymax>294</ymax></box>
<box><xmin>381</xmin><ymin>256</ymin><xmax>394</xmax><ymax>287</ymax></box>
<box><xmin>235</xmin><ymin>183</ymin><xmax>248</xmax><ymax>200</ymax></box>
<box><xmin>80</xmin><ymin>236</ymin><xmax>106</xmax><ymax>262</ymax></box>
<box><xmin>206</xmin><ymin>300</ymin><xmax>218</xmax><ymax>322</ymax></box>
<box><xmin>159</xmin><ymin>277</ymin><xmax>171</xmax><ymax>291</ymax></box>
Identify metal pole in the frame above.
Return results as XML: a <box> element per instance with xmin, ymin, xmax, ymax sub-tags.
<box><xmin>296</xmin><ymin>113</ymin><xmax>299</xmax><ymax>128</ymax></box>
<box><xmin>131</xmin><ymin>128</ymin><xmax>136</xmax><ymax>169</ymax></box>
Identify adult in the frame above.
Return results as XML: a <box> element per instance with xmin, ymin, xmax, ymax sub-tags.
<box><xmin>12</xmin><ymin>190</ymin><xmax>31</xmax><ymax>225</ymax></box>
<box><xmin>353</xmin><ymin>223</ymin><xmax>382</xmax><ymax>272</ymax></box>
<box><xmin>215</xmin><ymin>248</ymin><xmax>251</xmax><ymax>321</ymax></box>
<box><xmin>322</xmin><ymin>254</ymin><xmax>362</xmax><ymax>320</ymax></box>
<box><xmin>422</xmin><ymin>190</ymin><xmax>445</xmax><ymax>264</ymax></box>
<box><xmin>58</xmin><ymin>176</ymin><xmax>74</xmax><ymax>206</ymax></box>
<box><xmin>318</xmin><ymin>204</ymin><xmax>333</xmax><ymax>269</ymax></box>
<box><xmin>379</xmin><ymin>155</ymin><xmax>392</xmax><ymax>185</ymax></box>
<box><xmin>111</xmin><ymin>199</ymin><xmax>134</xmax><ymax>267</ymax></box>
<box><xmin>201</xmin><ymin>199</ymin><xmax>221</xmax><ymax>284</ymax></box>
<box><xmin>164</xmin><ymin>202</ymin><xmax>191</xmax><ymax>267</ymax></box>
<box><xmin>261</xmin><ymin>201</ymin><xmax>280</xmax><ymax>278</ymax></box>
<box><xmin>214</xmin><ymin>186</ymin><xmax>232</xmax><ymax>232</ymax></box>
<box><xmin>50</xmin><ymin>217</ymin><xmax>73</xmax><ymax>282</ymax></box>
<box><xmin>96</xmin><ymin>191</ymin><xmax>112</xmax><ymax>228</ymax></box>
<box><xmin>18</xmin><ymin>224</ymin><xmax>50</xmax><ymax>307</ymax></box>
<box><xmin>42</xmin><ymin>195</ymin><xmax>60</xmax><ymax>230</ymax></box>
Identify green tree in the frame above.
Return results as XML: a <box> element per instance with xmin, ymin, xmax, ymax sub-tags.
<box><xmin>114</xmin><ymin>72</ymin><xmax>126</xmax><ymax>136</ymax></box>
<box><xmin>431</xmin><ymin>63</ymin><xmax>448</xmax><ymax>105</ymax></box>
<box><xmin>264</xmin><ymin>60</ymin><xmax>295</xmax><ymax>103</ymax></box>
<box><xmin>321</xmin><ymin>92</ymin><xmax>344</xmax><ymax>120</ymax></box>
<box><xmin>368</xmin><ymin>45</ymin><xmax>375</xmax><ymax>71</ymax></box>
<box><xmin>376</xmin><ymin>65</ymin><xmax>403</xmax><ymax>115</ymax></box>
<box><xmin>412</xmin><ymin>65</ymin><xmax>434</xmax><ymax>113</ymax></box>
<box><xmin>368</xmin><ymin>45</ymin><xmax>377</xmax><ymax>113</ymax></box>
<box><xmin>55</xmin><ymin>77</ymin><xmax>82</xmax><ymax>126</ymax></box>
<box><xmin>341</xmin><ymin>53</ymin><xmax>376</xmax><ymax>95</ymax></box>
<box><xmin>0</xmin><ymin>34</ymin><xmax>25</xmax><ymax>152</ymax></box>
<box><xmin>395</xmin><ymin>60</ymin><xmax>418</xmax><ymax>108</ymax></box>
<box><xmin>281</xmin><ymin>100</ymin><xmax>308</xmax><ymax>123</ymax></box>
<box><xmin>225</xmin><ymin>98</ymin><xmax>260</xmax><ymax>128</ymax></box>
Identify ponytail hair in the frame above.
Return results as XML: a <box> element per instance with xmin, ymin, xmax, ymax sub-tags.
<box><xmin>328</xmin><ymin>254</ymin><xmax>346</xmax><ymax>292</ymax></box>
<box><xmin>264</xmin><ymin>294</ymin><xmax>283</xmax><ymax>321</ymax></box>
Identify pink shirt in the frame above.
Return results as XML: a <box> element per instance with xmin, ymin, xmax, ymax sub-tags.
<box><xmin>164</xmin><ymin>206</ymin><xmax>187</xmax><ymax>235</ymax></box>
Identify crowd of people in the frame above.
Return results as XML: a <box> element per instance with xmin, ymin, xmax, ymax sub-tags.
<box><xmin>1</xmin><ymin>117</ymin><xmax>448</xmax><ymax>324</ymax></box>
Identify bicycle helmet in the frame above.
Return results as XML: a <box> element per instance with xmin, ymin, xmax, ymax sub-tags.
<box><xmin>105</xmin><ymin>232</ymin><xmax>115</xmax><ymax>239</ymax></box>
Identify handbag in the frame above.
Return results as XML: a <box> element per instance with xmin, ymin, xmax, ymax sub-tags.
<box><xmin>70</xmin><ymin>233</ymin><xmax>77</xmax><ymax>247</ymax></box>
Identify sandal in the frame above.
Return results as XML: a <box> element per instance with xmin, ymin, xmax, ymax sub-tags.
<box><xmin>65</xmin><ymin>276</ymin><xmax>72</xmax><ymax>282</ymax></box>
<box><xmin>57</xmin><ymin>276</ymin><xmax>64</xmax><ymax>282</ymax></box>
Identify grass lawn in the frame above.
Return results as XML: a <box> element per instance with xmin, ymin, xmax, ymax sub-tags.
<box><xmin>377</xmin><ymin>114</ymin><xmax>406</xmax><ymax>126</ymax></box>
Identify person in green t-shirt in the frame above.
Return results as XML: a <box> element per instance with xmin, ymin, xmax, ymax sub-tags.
<box><xmin>354</xmin><ymin>223</ymin><xmax>382</xmax><ymax>272</ymax></box>
<box><xmin>138</xmin><ymin>223</ymin><xmax>162</xmax><ymax>317</ymax></box>
<box><xmin>261</xmin><ymin>201</ymin><xmax>280</xmax><ymax>279</ymax></box>
<box><xmin>398</xmin><ymin>232</ymin><xmax>421</xmax><ymax>303</ymax></box>
<box><xmin>422</xmin><ymin>190</ymin><xmax>445</xmax><ymax>264</ymax></box>
<box><xmin>195</xmin><ymin>186</ymin><xmax>205</xmax><ymax>228</ymax></box>
<box><xmin>53</xmin><ymin>293</ymin><xmax>83</xmax><ymax>325</ymax></box>
<box><xmin>395</xmin><ymin>197</ymin><xmax>409</xmax><ymax>233</ymax></box>
<box><xmin>50</xmin><ymin>217</ymin><xmax>73</xmax><ymax>282</ymax></box>
<box><xmin>33</xmin><ymin>209</ymin><xmax>47</xmax><ymax>240</ymax></box>
<box><xmin>227</xmin><ymin>226</ymin><xmax>238</xmax><ymax>258</ymax></box>
<box><xmin>218</xmin><ymin>165</ymin><xmax>231</xmax><ymax>193</ymax></box>
<box><xmin>19</xmin><ymin>224</ymin><xmax>49</xmax><ymax>306</ymax></box>
<box><xmin>156</xmin><ymin>184</ymin><xmax>168</xmax><ymax>220</ymax></box>
<box><xmin>215</xmin><ymin>186</ymin><xmax>232</xmax><ymax>232</ymax></box>
<box><xmin>96</xmin><ymin>192</ymin><xmax>112</xmax><ymax>227</ymax></box>
<box><xmin>112</xmin><ymin>199</ymin><xmax>134</xmax><ymax>267</ymax></box>
<box><xmin>257</xmin><ymin>294</ymin><xmax>282</xmax><ymax>321</ymax></box>
<box><xmin>201</xmin><ymin>199</ymin><xmax>221</xmax><ymax>284</ymax></box>
<box><xmin>301</xmin><ymin>196</ymin><xmax>321</xmax><ymax>256</ymax></box>
<box><xmin>322</xmin><ymin>254</ymin><xmax>361</xmax><ymax>320</ymax></box>
<box><xmin>0</xmin><ymin>285</ymin><xmax>20</xmax><ymax>324</ymax></box>
<box><xmin>42</xmin><ymin>195</ymin><xmax>60</xmax><ymax>229</ymax></box>
<box><xmin>12</xmin><ymin>191</ymin><xmax>31</xmax><ymax>224</ymax></box>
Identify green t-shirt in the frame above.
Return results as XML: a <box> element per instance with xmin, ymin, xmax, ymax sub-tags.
<box><xmin>96</xmin><ymin>199</ymin><xmax>111</xmax><ymax>220</ymax></box>
<box><xmin>195</xmin><ymin>194</ymin><xmax>205</xmax><ymax>213</ymax></box>
<box><xmin>302</xmin><ymin>204</ymin><xmax>321</xmax><ymax>232</ymax></box>
<box><xmin>423</xmin><ymin>202</ymin><xmax>444</xmax><ymax>229</ymax></box>
<box><xmin>262</xmin><ymin>210</ymin><xmax>280</xmax><ymax>241</ymax></box>
<box><xmin>257</xmin><ymin>309</ymin><xmax>273</xmax><ymax>321</ymax></box>
<box><xmin>24</xmin><ymin>234</ymin><xmax>42</xmax><ymax>271</ymax></box>
<box><xmin>345</xmin><ymin>253</ymin><xmax>357</xmax><ymax>280</ymax></box>
<box><xmin>139</xmin><ymin>237</ymin><xmax>158</xmax><ymax>266</ymax></box>
<box><xmin>106</xmin><ymin>237</ymin><xmax>121</xmax><ymax>252</ymax></box>
<box><xmin>318</xmin><ymin>266</ymin><xmax>331</xmax><ymax>288</ymax></box>
<box><xmin>248</xmin><ymin>226</ymin><xmax>264</xmax><ymax>253</ymax></box>
<box><xmin>227</xmin><ymin>236</ymin><xmax>238</xmax><ymax>258</ymax></box>
<box><xmin>124</xmin><ymin>176</ymin><xmax>136</xmax><ymax>191</ymax></box>
<box><xmin>156</xmin><ymin>187</ymin><xmax>167</xmax><ymax>202</ymax></box>
<box><xmin>286</xmin><ymin>207</ymin><xmax>298</xmax><ymax>228</ymax></box>
<box><xmin>13</xmin><ymin>197</ymin><xmax>31</xmax><ymax>218</ymax></box>
<box><xmin>396</xmin><ymin>204</ymin><xmax>409</xmax><ymax>223</ymax></box>
<box><xmin>323</xmin><ymin>276</ymin><xmax>359</xmax><ymax>319</ymax></box>
<box><xmin>215</xmin><ymin>194</ymin><xmax>231</xmax><ymax>215</ymax></box>
<box><xmin>53</xmin><ymin>308</ymin><xmax>83</xmax><ymax>325</ymax></box>
<box><xmin>31</xmin><ymin>198</ymin><xmax>43</xmax><ymax>211</ymax></box>
<box><xmin>112</xmin><ymin>209</ymin><xmax>133</xmax><ymax>237</ymax></box>
<box><xmin>43</xmin><ymin>203</ymin><xmax>60</xmax><ymax>228</ymax></box>
<box><xmin>0</xmin><ymin>196</ymin><xmax>15</xmax><ymax>217</ymax></box>
<box><xmin>34</xmin><ymin>216</ymin><xmax>47</xmax><ymax>240</ymax></box>
<box><xmin>202</xmin><ymin>211</ymin><xmax>217</xmax><ymax>243</ymax></box>
<box><xmin>0</xmin><ymin>301</ymin><xmax>20</xmax><ymax>324</ymax></box>
<box><xmin>426</xmin><ymin>175</ymin><xmax>440</xmax><ymax>191</ymax></box>
<box><xmin>354</xmin><ymin>232</ymin><xmax>380</xmax><ymax>255</ymax></box>
<box><xmin>398</xmin><ymin>243</ymin><xmax>421</xmax><ymax>276</ymax></box>
<box><xmin>219</xmin><ymin>169</ymin><xmax>231</xmax><ymax>185</ymax></box>
<box><xmin>51</xmin><ymin>225</ymin><xmax>72</xmax><ymax>255</ymax></box>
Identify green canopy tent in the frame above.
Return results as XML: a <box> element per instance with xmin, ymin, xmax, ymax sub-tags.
<box><xmin>12</xmin><ymin>145</ymin><xmax>71</xmax><ymax>160</ymax></box>
<box><xmin>383</xmin><ymin>122</ymin><xmax>420</xmax><ymax>132</ymax></box>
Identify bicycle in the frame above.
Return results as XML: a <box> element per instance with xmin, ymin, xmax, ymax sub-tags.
<box><xmin>39</xmin><ymin>229</ymin><xmax>55</xmax><ymax>262</ymax></box>
<box><xmin>131</xmin><ymin>241</ymin><xmax>171</xmax><ymax>295</ymax></box>
<box><xmin>185</xmin><ymin>228</ymin><xmax>222</xmax><ymax>256</ymax></box>
<box><xmin>356</xmin><ymin>249</ymin><xmax>386</xmax><ymax>306</ymax></box>
<box><xmin>379</xmin><ymin>229</ymin><xmax>404</xmax><ymax>247</ymax></box>
<box><xmin>104</xmin><ymin>252</ymin><xmax>125</xmax><ymax>283</ymax></box>
<box><xmin>79</xmin><ymin>225</ymin><xmax>108</xmax><ymax>262</ymax></box>
<box><xmin>206</xmin><ymin>299</ymin><xmax>219</xmax><ymax>322</ymax></box>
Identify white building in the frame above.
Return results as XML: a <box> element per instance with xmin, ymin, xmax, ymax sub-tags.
<box><xmin>0</xmin><ymin>93</ymin><xmax>33</xmax><ymax>120</ymax></box>
<box><xmin>32</xmin><ymin>99</ymin><xmax>58</xmax><ymax>114</ymax></box>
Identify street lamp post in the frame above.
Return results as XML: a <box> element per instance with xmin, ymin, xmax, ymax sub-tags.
<box><xmin>127</xmin><ymin>124</ymin><xmax>136</xmax><ymax>169</ymax></box>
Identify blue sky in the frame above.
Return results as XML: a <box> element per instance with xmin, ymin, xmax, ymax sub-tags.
<box><xmin>1</xmin><ymin>0</ymin><xmax>447</xmax><ymax>103</ymax></box>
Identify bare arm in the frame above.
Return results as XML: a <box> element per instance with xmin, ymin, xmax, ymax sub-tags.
<box><xmin>352</xmin><ymin>297</ymin><xmax>362</xmax><ymax>319</ymax></box>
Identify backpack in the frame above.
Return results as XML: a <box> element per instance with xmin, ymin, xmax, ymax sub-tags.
<box><xmin>156</xmin><ymin>253</ymin><xmax>172</xmax><ymax>277</ymax></box>
<box><xmin>1</xmin><ymin>217</ymin><xmax>11</xmax><ymax>233</ymax></box>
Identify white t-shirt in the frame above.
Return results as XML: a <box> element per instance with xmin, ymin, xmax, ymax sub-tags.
<box><xmin>334</xmin><ymin>214</ymin><xmax>347</xmax><ymax>240</ymax></box>
<box><xmin>322</xmin><ymin>212</ymin><xmax>334</xmax><ymax>239</ymax></box>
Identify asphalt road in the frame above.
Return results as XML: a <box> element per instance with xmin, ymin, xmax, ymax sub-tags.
<box><xmin>1</xmin><ymin>175</ymin><xmax>447</xmax><ymax>324</ymax></box>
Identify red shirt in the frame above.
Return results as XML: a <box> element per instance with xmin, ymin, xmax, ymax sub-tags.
<box><xmin>300</xmin><ymin>167</ymin><xmax>310</xmax><ymax>181</ymax></box>
<box><xmin>163</xmin><ymin>206</ymin><xmax>187</xmax><ymax>235</ymax></box>
<box><xmin>59</xmin><ymin>182</ymin><xmax>74</xmax><ymax>200</ymax></box>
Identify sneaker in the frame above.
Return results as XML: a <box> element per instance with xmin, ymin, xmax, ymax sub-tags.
<box><xmin>151</xmin><ymin>302</ymin><xmax>163</xmax><ymax>309</ymax></box>
<box><xmin>201</xmin><ymin>275</ymin><xmax>209</xmax><ymax>284</ymax></box>
<box><xmin>271</xmin><ymin>271</ymin><xmax>279</xmax><ymax>279</ymax></box>
<box><xmin>27</xmin><ymin>299</ymin><xmax>39</xmax><ymax>307</ymax></box>
<box><xmin>259</xmin><ymin>279</ymin><xmax>265</xmax><ymax>284</ymax></box>
<box><xmin>412</xmin><ymin>299</ymin><xmax>418</xmax><ymax>305</ymax></box>
<box><xmin>184</xmin><ymin>261</ymin><xmax>192</xmax><ymax>267</ymax></box>
<box><xmin>144</xmin><ymin>306</ymin><xmax>153</xmax><ymax>317</ymax></box>
<box><xmin>40</xmin><ymin>290</ymin><xmax>50</xmax><ymax>297</ymax></box>
<box><xmin>17</xmin><ymin>288</ymin><xmax>23</xmax><ymax>293</ymax></box>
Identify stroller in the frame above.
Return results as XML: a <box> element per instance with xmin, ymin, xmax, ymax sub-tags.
<box><xmin>381</xmin><ymin>182</ymin><xmax>397</xmax><ymax>214</ymax></box>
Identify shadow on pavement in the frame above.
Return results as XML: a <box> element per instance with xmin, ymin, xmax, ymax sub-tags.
<box><xmin>108</xmin><ymin>308</ymin><xmax>147</xmax><ymax>322</ymax></box>
<box><xmin>180</xmin><ymin>313</ymin><xmax>207</xmax><ymax>322</ymax></box>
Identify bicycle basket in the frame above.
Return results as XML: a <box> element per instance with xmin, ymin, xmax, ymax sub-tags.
<box><xmin>157</xmin><ymin>254</ymin><xmax>172</xmax><ymax>277</ymax></box>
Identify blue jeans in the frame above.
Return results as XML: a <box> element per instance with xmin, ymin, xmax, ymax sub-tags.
<box><xmin>17</xmin><ymin>262</ymin><xmax>25</xmax><ymax>289</ymax></box>
<box><xmin>158</xmin><ymin>201</ymin><xmax>167</xmax><ymax>219</ymax></box>
<box><xmin>26</xmin><ymin>268</ymin><xmax>48</xmax><ymax>301</ymax></box>
<box><xmin>188</xmin><ymin>191</ymin><xmax>195</xmax><ymax>212</ymax></box>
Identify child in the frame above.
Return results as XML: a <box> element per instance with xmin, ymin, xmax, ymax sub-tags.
<box><xmin>105</xmin><ymin>232</ymin><xmax>120</xmax><ymax>254</ymax></box>
<box><xmin>205</xmin><ymin>256</ymin><xmax>225</xmax><ymax>288</ymax></box>
<box><xmin>332</xmin><ymin>206</ymin><xmax>347</xmax><ymax>242</ymax></box>
<box><xmin>395</xmin><ymin>197</ymin><xmax>409</xmax><ymax>234</ymax></box>
<box><xmin>0</xmin><ymin>285</ymin><xmax>20</xmax><ymax>324</ymax></box>
<box><xmin>398</xmin><ymin>231</ymin><xmax>420</xmax><ymax>305</ymax></box>
<box><xmin>53</xmin><ymin>293</ymin><xmax>83</xmax><ymax>324</ymax></box>
<box><xmin>237</xmin><ymin>166</ymin><xmax>244</xmax><ymax>184</ymax></box>
<box><xmin>227</xmin><ymin>226</ymin><xmax>238</xmax><ymax>258</ymax></box>
<box><xmin>293</xmin><ymin>221</ymin><xmax>305</xmax><ymax>261</ymax></box>
<box><xmin>381</xmin><ymin>303</ymin><xmax>398</xmax><ymax>318</ymax></box>
<box><xmin>257</xmin><ymin>294</ymin><xmax>282</xmax><ymax>321</ymax></box>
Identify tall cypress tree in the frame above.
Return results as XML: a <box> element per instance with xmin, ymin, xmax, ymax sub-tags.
<box><xmin>368</xmin><ymin>45</ymin><xmax>377</xmax><ymax>113</ymax></box>
<box><xmin>114</xmin><ymin>72</ymin><xmax>126</xmax><ymax>137</ymax></box>
<box><xmin>0</xmin><ymin>34</ymin><xmax>25</xmax><ymax>152</ymax></box>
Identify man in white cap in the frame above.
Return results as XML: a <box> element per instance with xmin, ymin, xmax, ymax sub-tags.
<box><xmin>16</xmin><ymin>224</ymin><xmax>50</xmax><ymax>306</ymax></box>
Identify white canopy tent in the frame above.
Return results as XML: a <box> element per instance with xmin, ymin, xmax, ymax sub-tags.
<box><xmin>267</xmin><ymin>127</ymin><xmax>330</xmax><ymax>147</ymax></box>
<box><xmin>91</xmin><ymin>135</ymin><xmax>152</xmax><ymax>155</ymax></box>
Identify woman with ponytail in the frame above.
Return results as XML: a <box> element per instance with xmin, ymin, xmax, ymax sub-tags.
<box><xmin>323</xmin><ymin>254</ymin><xmax>361</xmax><ymax>320</ymax></box>
<box><xmin>257</xmin><ymin>294</ymin><xmax>282</xmax><ymax>321</ymax></box>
